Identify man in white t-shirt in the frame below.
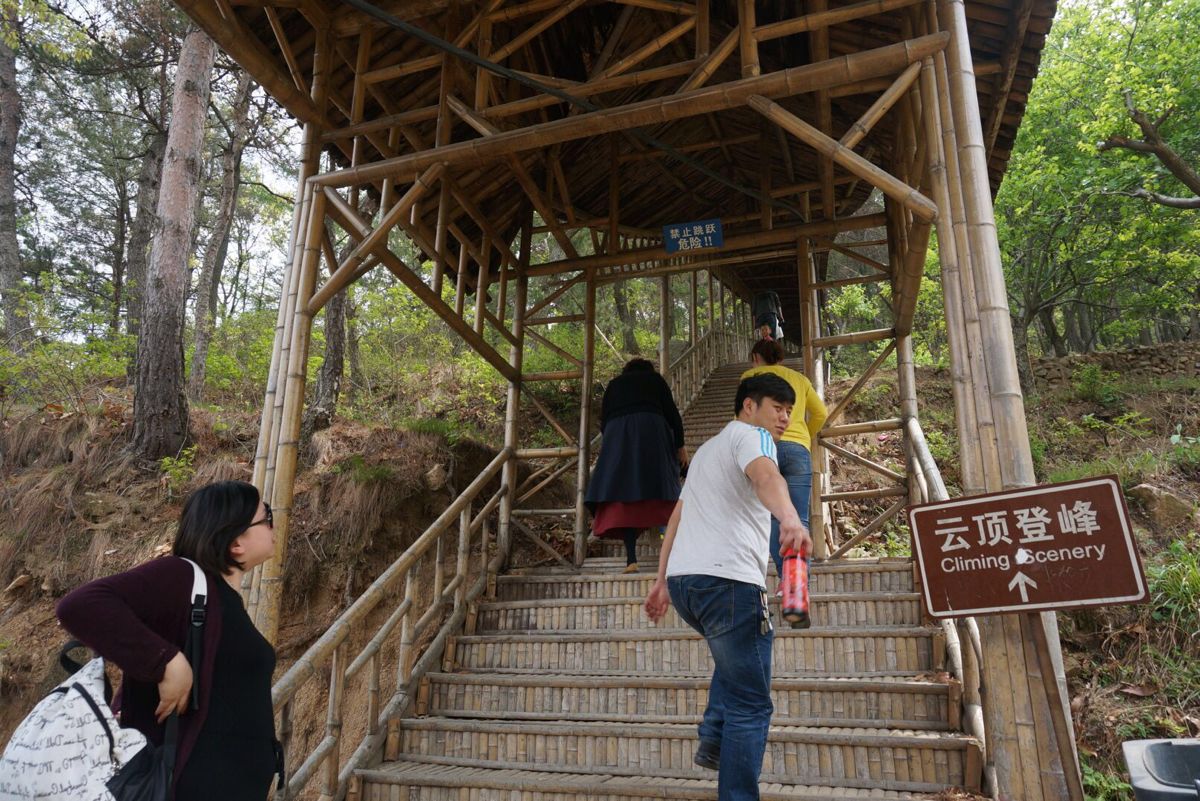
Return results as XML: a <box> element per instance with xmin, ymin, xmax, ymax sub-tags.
<box><xmin>644</xmin><ymin>373</ymin><xmax>811</xmax><ymax>801</ymax></box>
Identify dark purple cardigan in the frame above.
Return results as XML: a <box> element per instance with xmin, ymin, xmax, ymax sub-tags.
<box><xmin>56</xmin><ymin>555</ymin><xmax>225</xmax><ymax>790</ymax></box>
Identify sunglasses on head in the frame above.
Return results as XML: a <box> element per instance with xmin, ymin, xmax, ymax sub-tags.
<box><xmin>249</xmin><ymin>502</ymin><xmax>273</xmax><ymax>529</ymax></box>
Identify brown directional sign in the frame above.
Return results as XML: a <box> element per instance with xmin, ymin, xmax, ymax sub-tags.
<box><xmin>908</xmin><ymin>475</ymin><xmax>1147</xmax><ymax>618</ymax></box>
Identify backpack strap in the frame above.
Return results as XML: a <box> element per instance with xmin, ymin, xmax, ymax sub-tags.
<box><xmin>178</xmin><ymin>557</ymin><xmax>207</xmax><ymax>713</ymax></box>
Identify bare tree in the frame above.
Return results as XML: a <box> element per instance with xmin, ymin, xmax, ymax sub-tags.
<box><xmin>0</xmin><ymin>5</ymin><xmax>31</xmax><ymax>345</ymax></box>
<box><xmin>1098</xmin><ymin>91</ymin><xmax>1200</xmax><ymax>210</ymax></box>
<box><xmin>188</xmin><ymin>68</ymin><xmax>254</xmax><ymax>402</ymax></box>
<box><xmin>125</xmin><ymin>131</ymin><xmax>167</xmax><ymax>343</ymax></box>
<box><xmin>132</xmin><ymin>29</ymin><xmax>214</xmax><ymax>460</ymax></box>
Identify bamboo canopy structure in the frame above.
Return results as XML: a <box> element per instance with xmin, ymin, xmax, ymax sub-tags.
<box><xmin>170</xmin><ymin>0</ymin><xmax>1073</xmax><ymax>798</ymax></box>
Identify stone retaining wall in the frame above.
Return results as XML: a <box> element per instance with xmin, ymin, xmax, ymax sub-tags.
<box><xmin>1032</xmin><ymin>342</ymin><xmax>1200</xmax><ymax>387</ymax></box>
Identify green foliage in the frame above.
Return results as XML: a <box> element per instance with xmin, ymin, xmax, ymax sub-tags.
<box><xmin>1082</xmin><ymin>759</ymin><xmax>1133</xmax><ymax>801</ymax></box>
<box><xmin>159</xmin><ymin>445</ymin><xmax>199</xmax><ymax>496</ymax></box>
<box><xmin>1046</xmin><ymin>450</ymin><xmax>1158</xmax><ymax>487</ymax></box>
<box><xmin>1147</xmin><ymin>534</ymin><xmax>1200</xmax><ymax>651</ymax></box>
<box><xmin>1073</xmin><ymin>364</ymin><xmax>1123</xmax><ymax>408</ymax></box>
<box><xmin>0</xmin><ymin>323</ymin><xmax>130</xmax><ymax>415</ymax></box>
<box><xmin>332</xmin><ymin>455</ymin><xmax>394</xmax><ymax>484</ymax></box>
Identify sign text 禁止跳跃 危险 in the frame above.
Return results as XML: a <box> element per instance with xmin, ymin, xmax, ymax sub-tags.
<box><xmin>662</xmin><ymin>219</ymin><xmax>723</xmax><ymax>255</ymax></box>
<box><xmin>908</xmin><ymin>475</ymin><xmax>1146</xmax><ymax>617</ymax></box>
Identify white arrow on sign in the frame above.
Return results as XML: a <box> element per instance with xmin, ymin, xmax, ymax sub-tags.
<box><xmin>1007</xmin><ymin>571</ymin><xmax>1038</xmax><ymax>603</ymax></box>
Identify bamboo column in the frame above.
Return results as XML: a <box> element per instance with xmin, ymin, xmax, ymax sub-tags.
<box><xmin>255</xmin><ymin>187</ymin><xmax>327</xmax><ymax>641</ymax></box>
<box><xmin>574</xmin><ymin>275</ymin><xmax>597</xmax><ymax>565</ymax></box>
<box><xmin>659</xmin><ymin>275</ymin><xmax>670</xmax><ymax>370</ymax></box>
<box><xmin>937</xmin><ymin>0</ymin><xmax>1080</xmax><ymax>796</ymax></box>
<box><xmin>689</xmin><ymin>271</ymin><xmax>698</xmax><ymax>346</ymax></box>
<box><xmin>497</xmin><ymin>208</ymin><xmax>532</xmax><ymax>565</ymax></box>
<box><xmin>707</xmin><ymin>271</ymin><xmax>716</xmax><ymax>333</ymax></box>
<box><xmin>248</xmin><ymin>30</ymin><xmax>330</xmax><ymax>621</ymax></box>
<box><xmin>798</xmin><ymin>236</ymin><xmax>829</xmax><ymax>558</ymax></box>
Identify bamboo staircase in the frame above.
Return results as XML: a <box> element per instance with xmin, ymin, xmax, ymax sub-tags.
<box><xmin>352</xmin><ymin>361</ymin><xmax>982</xmax><ymax>801</ymax></box>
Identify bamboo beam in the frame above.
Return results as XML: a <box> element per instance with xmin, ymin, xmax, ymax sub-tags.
<box><xmin>981</xmin><ymin>0</ymin><xmax>1035</xmax><ymax>158</ymax></box>
<box><xmin>822</xmin><ymin>440</ymin><xmax>904</xmax><ymax>482</ymax></box>
<box><xmin>322</xmin><ymin>189</ymin><xmax>517</xmax><ymax>381</ymax></box>
<box><xmin>525</xmin><ymin>327</ymin><xmax>583</xmax><ymax>367</ymax></box>
<box><xmin>524</xmin><ymin>387</ymin><xmax>575</xmax><ymax>444</ymax></box>
<box><xmin>531</xmin><ymin>213</ymin><xmax>887</xmax><ymax>277</ymax></box>
<box><xmin>311</xmin><ymin>34</ymin><xmax>950</xmax><ymax>189</ymax></box>
<box><xmin>595</xmin><ymin>16</ymin><xmax>697</xmax><ymax>82</ymax></box>
<box><xmin>680</xmin><ymin>28</ymin><xmax>738</xmax><ymax>92</ymax></box>
<box><xmin>307</xmin><ymin>165</ymin><xmax>444</xmax><ymax>315</ymax></box>
<box><xmin>489</xmin><ymin>0</ymin><xmax>589</xmax><ymax>63</ymax></box>
<box><xmin>822</xmin><ymin>485</ymin><xmax>908</xmax><ymax>502</ymax></box>
<box><xmin>841</xmin><ymin>61</ymin><xmax>923</xmax><ymax>151</ymax></box>
<box><xmin>820</xmin><ymin>418</ymin><xmax>903</xmax><ymax>438</ymax></box>
<box><xmin>738</xmin><ymin>0</ymin><xmax>759</xmax><ymax>77</ymax></box>
<box><xmin>748</xmin><ymin>95</ymin><xmax>939</xmax><ymax>223</ymax></box>
<box><xmin>812</xmin><ymin>327</ymin><xmax>894</xmax><ymax>348</ymax></box>
<box><xmin>754</xmin><ymin>0</ymin><xmax>923</xmax><ymax>41</ymax></box>
<box><xmin>813</xmin><ymin>273</ymin><xmax>888</xmax><ymax>290</ymax></box>
<box><xmin>827</xmin><ymin>496</ymin><xmax>907</xmax><ymax>559</ymax></box>
<box><xmin>823</xmin><ymin>339</ymin><xmax>897</xmax><ymax>427</ymax></box>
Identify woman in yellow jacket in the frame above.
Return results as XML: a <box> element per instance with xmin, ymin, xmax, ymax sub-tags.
<box><xmin>741</xmin><ymin>338</ymin><xmax>828</xmax><ymax>580</ymax></box>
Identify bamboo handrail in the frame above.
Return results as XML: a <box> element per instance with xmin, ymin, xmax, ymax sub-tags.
<box><xmin>904</xmin><ymin>416</ymin><xmax>988</xmax><ymax>790</ymax></box>
<box><xmin>272</xmin><ymin>448</ymin><xmax>513</xmax><ymax>800</ymax></box>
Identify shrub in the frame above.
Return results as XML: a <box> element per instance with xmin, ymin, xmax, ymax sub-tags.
<box><xmin>1072</xmin><ymin>363</ymin><xmax>1122</xmax><ymax>409</ymax></box>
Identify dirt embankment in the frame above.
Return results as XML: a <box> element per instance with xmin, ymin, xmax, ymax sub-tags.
<box><xmin>0</xmin><ymin>403</ymin><xmax>567</xmax><ymax>744</ymax></box>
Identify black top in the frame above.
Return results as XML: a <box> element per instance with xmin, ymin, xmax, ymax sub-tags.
<box><xmin>175</xmin><ymin>577</ymin><xmax>277</xmax><ymax>801</ymax></box>
<box><xmin>600</xmin><ymin>370</ymin><xmax>685</xmax><ymax>449</ymax></box>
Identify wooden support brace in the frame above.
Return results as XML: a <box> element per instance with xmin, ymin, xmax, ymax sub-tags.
<box><xmin>511</xmin><ymin>518</ymin><xmax>576</xmax><ymax>570</ymax></box>
<box><xmin>749</xmin><ymin>94</ymin><xmax>939</xmax><ymax>223</ymax></box>
<box><xmin>322</xmin><ymin>188</ymin><xmax>517</xmax><ymax>381</ymax></box>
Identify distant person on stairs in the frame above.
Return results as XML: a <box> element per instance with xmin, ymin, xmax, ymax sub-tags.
<box><xmin>752</xmin><ymin>290</ymin><xmax>783</xmax><ymax>340</ymax></box>
<box><xmin>644</xmin><ymin>374</ymin><xmax>811</xmax><ymax>801</ymax></box>
<box><xmin>741</xmin><ymin>339</ymin><xmax>828</xmax><ymax>587</ymax></box>
<box><xmin>585</xmin><ymin>358</ymin><xmax>689</xmax><ymax>573</ymax></box>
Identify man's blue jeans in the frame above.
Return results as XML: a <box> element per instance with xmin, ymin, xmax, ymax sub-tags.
<box><xmin>668</xmin><ymin>574</ymin><xmax>774</xmax><ymax>801</ymax></box>
<box><xmin>769</xmin><ymin>441</ymin><xmax>812</xmax><ymax>576</ymax></box>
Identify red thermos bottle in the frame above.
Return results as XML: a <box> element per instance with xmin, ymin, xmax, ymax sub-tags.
<box><xmin>780</xmin><ymin>544</ymin><xmax>810</xmax><ymax>628</ymax></box>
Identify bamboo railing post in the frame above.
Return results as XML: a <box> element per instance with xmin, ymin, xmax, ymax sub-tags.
<box><xmin>455</xmin><ymin>505</ymin><xmax>471</xmax><ymax>613</ymax></box>
<box><xmin>318</xmin><ymin>639</ymin><xmax>348</xmax><ymax>801</ymax></box>
<box><xmin>574</xmin><ymin>275</ymin><xmax>597</xmax><ymax>565</ymax></box>
<box><xmin>497</xmin><ymin>207</ymin><xmax>531</xmax><ymax>565</ymax></box>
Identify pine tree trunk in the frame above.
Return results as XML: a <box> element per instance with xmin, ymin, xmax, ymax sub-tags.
<box><xmin>612</xmin><ymin>279</ymin><xmax>639</xmax><ymax>354</ymax></box>
<box><xmin>0</xmin><ymin>11</ymin><xmax>30</xmax><ymax>346</ymax></box>
<box><xmin>301</xmin><ymin>285</ymin><xmax>346</xmax><ymax>440</ymax></box>
<box><xmin>110</xmin><ymin>178</ymin><xmax>129</xmax><ymax>336</ymax></box>
<box><xmin>1190</xmin><ymin>285</ymin><xmax>1200</xmax><ymax>341</ymax></box>
<box><xmin>301</xmin><ymin>196</ymin><xmax>377</xmax><ymax>435</ymax></box>
<box><xmin>346</xmin><ymin>286</ymin><xmax>365</xmax><ymax>402</ymax></box>
<box><xmin>132</xmin><ymin>30</ymin><xmax>214</xmax><ymax>461</ymax></box>
<box><xmin>125</xmin><ymin>131</ymin><xmax>167</xmax><ymax>346</ymax></box>
<box><xmin>188</xmin><ymin>70</ymin><xmax>252</xmax><ymax>402</ymax></box>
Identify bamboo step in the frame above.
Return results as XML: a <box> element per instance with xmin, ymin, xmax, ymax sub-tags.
<box><xmin>392</xmin><ymin>718</ymin><xmax>980</xmax><ymax>793</ymax></box>
<box><xmin>495</xmin><ymin>573</ymin><xmax>914</xmax><ymax>601</ymax></box>
<box><xmin>450</xmin><ymin>626</ymin><xmax>943</xmax><ymax>675</ymax></box>
<box><xmin>422</xmin><ymin>672</ymin><xmax>955</xmax><ymax>730</ymax></box>
<box><xmin>357</xmin><ymin>761</ymin><xmax>937</xmax><ymax>800</ymax></box>
<box><xmin>511</xmin><ymin>557</ymin><xmax>916</xmax><ymax>595</ymax></box>
<box><xmin>474</xmin><ymin>592</ymin><xmax>922</xmax><ymax>631</ymax></box>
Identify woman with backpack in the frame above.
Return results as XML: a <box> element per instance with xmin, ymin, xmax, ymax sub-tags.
<box><xmin>56</xmin><ymin>480</ymin><xmax>281</xmax><ymax>801</ymax></box>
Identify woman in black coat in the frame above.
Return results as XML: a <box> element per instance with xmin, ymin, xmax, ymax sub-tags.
<box><xmin>585</xmin><ymin>358</ymin><xmax>688</xmax><ymax>572</ymax></box>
